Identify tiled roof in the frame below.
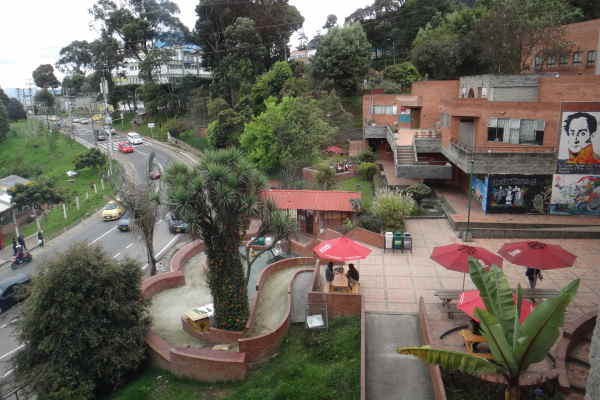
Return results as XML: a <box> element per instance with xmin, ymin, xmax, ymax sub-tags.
<box><xmin>261</xmin><ymin>189</ymin><xmax>361</xmax><ymax>212</ymax></box>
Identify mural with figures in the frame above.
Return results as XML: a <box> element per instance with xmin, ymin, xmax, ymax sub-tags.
<box><xmin>557</xmin><ymin>103</ymin><xmax>600</xmax><ymax>174</ymax></box>
<box><xmin>550</xmin><ymin>174</ymin><xmax>600</xmax><ymax>215</ymax></box>
<box><xmin>486</xmin><ymin>175</ymin><xmax>551</xmax><ymax>214</ymax></box>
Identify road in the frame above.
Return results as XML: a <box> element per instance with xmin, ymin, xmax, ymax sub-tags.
<box><xmin>0</xmin><ymin>118</ymin><xmax>199</xmax><ymax>387</ymax></box>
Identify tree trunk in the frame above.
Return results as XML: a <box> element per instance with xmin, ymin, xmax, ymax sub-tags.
<box><xmin>587</xmin><ymin>303</ymin><xmax>600</xmax><ymax>399</ymax></box>
<box><xmin>505</xmin><ymin>380</ymin><xmax>520</xmax><ymax>400</ymax></box>
<box><xmin>206</xmin><ymin>238</ymin><xmax>248</xmax><ymax>331</ymax></box>
<box><xmin>147</xmin><ymin>246</ymin><xmax>157</xmax><ymax>276</ymax></box>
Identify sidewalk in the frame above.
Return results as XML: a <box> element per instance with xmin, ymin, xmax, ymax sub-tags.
<box><xmin>0</xmin><ymin>233</ymin><xmax>41</xmax><ymax>267</ymax></box>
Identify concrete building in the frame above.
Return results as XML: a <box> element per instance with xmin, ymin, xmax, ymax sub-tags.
<box><xmin>288</xmin><ymin>49</ymin><xmax>316</xmax><ymax>64</ymax></box>
<box><xmin>0</xmin><ymin>175</ymin><xmax>32</xmax><ymax>235</ymax></box>
<box><xmin>113</xmin><ymin>44</ymin><xmax>211</xmax><ymax>86</ymax></box>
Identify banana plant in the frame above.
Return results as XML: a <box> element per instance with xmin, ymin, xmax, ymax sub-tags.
<box><xmin>398</xmin><ymin>258</ymin><xmax>579</xmax><ymax>400</ymax></box>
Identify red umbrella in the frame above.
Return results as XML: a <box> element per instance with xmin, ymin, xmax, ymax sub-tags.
<box><xmin>326</xmin><ymin>145</ymin><xmax>346</xmax><ymax>155</ymax></box>
<box><xmin>498</xmin><ymin>241</ymin><xmax>576</xmax><ymax>270</ymax></box>
<box><xmin>431</xmin><ymin>244</ymin><xmax>504</xmax><ymax>273</ymax></box>
<box><xmin>458</xmin><ymin>290</ymin><xmax>534</xmax><ymax>323</ymax></box>
<box><xmin>313</xmin><ymin>236</ymin><xmax>372</xmax><ymax>262</ymax></box>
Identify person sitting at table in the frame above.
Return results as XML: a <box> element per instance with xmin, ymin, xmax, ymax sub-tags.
<box><xmin>346</xmin><ymin>263</ymin><xmax>359</xmax><ymax>286</ymax></box>
<box><xmin>325</xmin><ymin>262</ymin><xmax>334</xmax><ymax>283</ymax></box>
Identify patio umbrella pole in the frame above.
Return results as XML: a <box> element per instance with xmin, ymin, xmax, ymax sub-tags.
<box><xmin>462</xmin><ymin>272</ymin><xmax>466</xmax><ymax>292</ymax></box>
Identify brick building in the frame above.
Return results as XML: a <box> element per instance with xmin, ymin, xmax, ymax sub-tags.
<box><xmin>525</xmin><ymin>18</ymin><xmax>600</xmax><ymax>76</ymax></box>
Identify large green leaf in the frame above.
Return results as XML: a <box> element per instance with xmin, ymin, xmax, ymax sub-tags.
<box><xmin>398</xmin><ymin>346</ymin><xmax>501</xmax><ymax>376</ymax></box>
<box><xmin>469</xmin><ymin>259</ymin><xmax>517</xmax><ymax>344</ymax></box>
<box><xmin>514</xmin><ymin>279</ymin><xmax>579</xmax><ymax>370</ymax></box>
<box><xmin>475</xmin><ymin>308</ymin><xmax>519</xmax><ymax>376</ymax></box>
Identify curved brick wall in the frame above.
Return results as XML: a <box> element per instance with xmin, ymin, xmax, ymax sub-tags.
<box><xmin>142</xmin><ymin>238</ymin><xmax>315</xmax><ymax>381</ymax></box>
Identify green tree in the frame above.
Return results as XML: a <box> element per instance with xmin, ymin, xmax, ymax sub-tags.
<box><xmin>383</xmin><ymin>62</ymin><xmax>421</xmax><ymax>92</ymax></box>
<box><xmin>311</xmin><ymin>23</ymin><xmax>371</xmax><ymax>95</ymax></box>
<box><xmin>568</xmin><ymin>0</ymin><xmax>600</xmax><ymax>19</ymax></box>
<box><xmin>56</xmin><ymin>40</ymin><xmax>93</xmax><ymax>74</ymax></box>
<box><xmin>91</xmin><ymin>0</ymin><xmax>188</xmax><ymax>83</ymax></box>
<box><xmin>7</xmin><ymin>98</ymin><xmax>27</xmax><ymax>121</ymax></box>
<box><xmin>13</xmin><ymin>244</ymin><xmax>150</xmax><ymax>399</ymax></box>
<box><xmin>61</xmin><ymin>74</ymin><xmax>86</xmax><ymax>96</ymax></box>
<box><xmin>240</xmin><ymin>97</ymin><xmax>336</xmax><ymax>172</ymax></box>
<box><xmin>34</xmin><ymin>89</ymin><xmax>55</xmax><ymax>110</ymax></box>
<box><xmin>8</xmin><ymin>181</ymin><xmax>63</xmax><ymax>210</ymax></box>
<box><xmin>32</xmin><ymin>64</ymin><xmax>60</xmax><ymax>89</ymax></box>
<box><xmin>250</xmin><ymin>61</ymin><xmax>294</xmax><ymax>115</ymax></box>
<box><xmin>370</xmin><ymin>188</ymin><xmax>417</xmax><ymax>231</ymax></box>
<box><xmin>165</xmin><ymin>149</ymin><xmax>265</xmax><ymax>330</ymax></box>
<box><xmin>323</xmin><ymin>14</ymin><xmax>338</xmax><ymax>29</ymax></box>
<box><xmin>74</xmin><ymin>148</ymin><xmax>106</xmax><ymax>171</ymax></box>
<box><xmin>399</xmin><ymin>259</ymin><xmax>580</xmax><ymax>400</ymax></box>
<box><xmin>0</xmin><ymin>87</ymin><xmax>9</xmax><ymax>108</ymax></box>
<box><xmin>358</xmin><ymin>162</ymin><xmax>378</xmax><ymax>181</ymax></box>
<box><xmin>476</xmin><ymin>0</ymin><xmax>581</xmax><ymax>74</ymax></box>
<box><xmin>0</xmin><ymin>101</ymin><xmax>9</xmax><ymax>142</ymax></box>
<box><xmin>207</xmin><ymin>108</ymin><xmax>245</xmax><ymax>148</ymax></box>
<box><xmin>316</xmin><ymin>165</ymin><xmax>336</xmax><ymax>189</ymax></box>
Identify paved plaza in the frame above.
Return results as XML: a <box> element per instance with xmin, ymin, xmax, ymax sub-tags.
<box><xmin>354</xmin><ymin>218</ymin><xmax>600</xmax><ymax>327</ymax></box>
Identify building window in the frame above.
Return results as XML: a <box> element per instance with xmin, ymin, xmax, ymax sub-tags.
<box><xmin>440</xmin><ymin>112</ymin><xmax>450</xmax><ymax>128</ymax></box>
<box><xmin>548</xmin><ymin>55</ymin><xmax>556</xmax><ymax>66</ymax></box>
<box><xmin>488</xmin><ymin>118</ymin><xmax>544</xmax><ymax>145</ymax></box>
<box><xmin>588</xmin><ymin>51</ymin><xmax>596</xmax><ymax>65</ymax></box>
<box><xmin>559</xmin><ymin>54</ymin><xmax>568</xmax><ymax>64</ymax></box>
<box><xmin>573</xmin><ymin>52</ymin><xmax>582</xmax><ymax>64</ymax></box>
<box><xmin>534</xmin><ymin>55</ymin><xmax>543</xmax><ymax>68</ymax></box>
<box><xmin>372</xmin><ymin>105</ymin><xmax>397</xmax><ymax>115</ymax></box>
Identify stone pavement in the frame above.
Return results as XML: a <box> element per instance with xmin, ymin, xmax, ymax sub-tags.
<box><xmin>352</xmin><ymin>218</ymin><xmax>600</xmax><ymax>324</ymax></box>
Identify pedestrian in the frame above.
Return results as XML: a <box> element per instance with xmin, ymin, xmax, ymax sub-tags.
<box><xmin>12</xmin><ymin>237</ymin><xmax>17</xmax><ymax>256</ymax></box>
<box><xmin>346</xmin><ymin>263</ymin><xmax>360</xmax><ymax>283</ymax></box>
<box><xmin>18</xmin><ymin>234</ymin><xmax>26</xmax><ymax>250</ymax></box>
<box><xmin>325</xmin><ymin>262</ymin><xmax>334</xmax><ymax>283</ymax></box>
<box><xmin>526</xmin><ymin>267</ymin><xmax>543</xmax><ymax>289</ymax></box>
<box><xmin>37</xmin><ymin>231</ymin><xmax>44</xmax><ymax>248</ymax></box>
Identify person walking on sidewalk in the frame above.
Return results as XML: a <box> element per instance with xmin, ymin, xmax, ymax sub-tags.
<box><xmin>12</xmin><ymin>237</ymin><xmax>18</xmax><ymax>256</ymax></box>
<box><xmin>18</xmin><ymin>234</ymin><xmax>26</xmax><ymax>250</ymax></box>
<box><xmin>37</xmin><ymin>231</ymin><xmax>44</xmax><ymax>248</ymax></box>
<box><xmin>526</xmin><ymin>267</ymin><xmax>543</xmax><ymax>289</ymax></box>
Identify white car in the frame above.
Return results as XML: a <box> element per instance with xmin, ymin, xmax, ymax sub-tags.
<box><xmin>127</xmin><ymin>132</ymin><xmax>143</xmax><ymax>145</ymax></box>
<box><xmin>80</xmin><ymin>118</ymin><xmax>91</xmax><ymax>124</ymax></box>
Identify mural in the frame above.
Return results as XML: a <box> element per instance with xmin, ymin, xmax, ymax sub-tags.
<box><xmin>471</xmin><ymin>175</ymin><xmax>489</xmax><ymax>212</ymax></box>
<box><xmin>557</xmin><ymin>103</ymin><xmax>600</xmax><ymax>174</ymax></box>
<box><xmin>550</xmin><ymin>174</ymin><xmax>600</xmax><ymax>215</ymax></box>
<box><xmin>486</xmin><ymin>175</ymin><xmax>551</xmax><ymax>214</ymax></box>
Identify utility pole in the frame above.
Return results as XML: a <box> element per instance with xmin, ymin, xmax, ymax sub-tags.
<box><xmin>100</xmin><ymin>75</ymin><xmax>113</xmax><ymax>176</ymax></box>
<box><xmin>464</xmin><ymin>158</ymin><xmax>475</xmax><ymax>242</ymax></box>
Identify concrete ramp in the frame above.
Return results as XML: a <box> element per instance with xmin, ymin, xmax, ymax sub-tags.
<box><xmin>365</xmin><ymin>312</ymin><xmax>434</xmax><ymax>400</ymax></box>
<box><xmin>291</xmin><ymin>271</ymin><xmax>314</xmax><ymax>323</ymax></box>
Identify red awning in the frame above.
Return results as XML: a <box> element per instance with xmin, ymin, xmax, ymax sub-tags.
<box><xmin>261</xmin><ymin>190</ymin><xmax>360</xmax><ymax>212</ymax></box>
<box><xmin>313</xmin><ymin>236</ymin><xmax>372</xmax><ymax>262</ymax></box>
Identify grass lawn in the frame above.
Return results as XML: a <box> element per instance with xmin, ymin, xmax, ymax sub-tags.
<box><xmin>116</xmin><ymin>112</ymin><xmax>170</xmax><ymax>142</ymax></box>
<box><xmin>334</xmin><ymin>177</ymin><xmax>374</xmax><ymax>210</ymax></box>
<box><xmin>108</xmin><ymin>316</ymin><xmax>360</xmax><ymax>400</ymax></box>
<box><xmin>2</xmin><ymin>120</ymin><xmax>119</xmax><ymax>241</ymax></box>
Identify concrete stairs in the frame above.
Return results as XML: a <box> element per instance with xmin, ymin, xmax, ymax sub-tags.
<box><xmin>396</xmin><ymin>145</ymin><xmax>416</xmax><ymax>165</ymax></box>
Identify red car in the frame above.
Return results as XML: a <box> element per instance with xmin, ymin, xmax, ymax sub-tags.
<box><xmin>118</xmin><ymin>142</ymin><xmax>134</xmax><ymax>153</ymax></box>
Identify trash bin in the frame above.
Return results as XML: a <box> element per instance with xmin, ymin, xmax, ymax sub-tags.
<box><xmin>402</xmin><ymin>233</ymin><xmax>412</xmax><ymax>252</ymax></box>
<box><xmin>385</xmin><ymin>232</ymin><xmax>393</xmax><ymax>250</ymax></box>
<box><xmin>393</xmin><ymin>232</ymin><xmax>403</xmax><ymax>250</ymax></box>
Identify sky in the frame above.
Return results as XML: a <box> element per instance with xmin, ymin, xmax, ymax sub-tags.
<box><xmin>0</xmin><ymin>0</ymin><xmax>371</xmax><ymax>91</ymax></box>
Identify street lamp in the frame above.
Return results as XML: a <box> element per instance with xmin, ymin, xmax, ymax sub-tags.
<box><xmin>465</xmin><ymin>157</ymin><xmax>475</xmax><ymax>242</ymax></box>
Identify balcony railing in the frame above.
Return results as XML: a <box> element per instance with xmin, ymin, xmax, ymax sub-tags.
<box><xmin>449</xmin><ymin>138</ymin><xmax>556</xmax><ymax>154</ymax></box>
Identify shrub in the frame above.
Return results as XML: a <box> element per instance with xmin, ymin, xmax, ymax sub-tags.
<box><xmin>357</xmin><ymin>149</ymin><xmax>375</xmax><ymax>163</ymax></box>
<box><xmin>370</xmin><ymin>188</ymin><xmax>417</xmax><ymax>232</ymax></box>
<box><xmin>357</xmin><ymin>162</ymin><xmax>378</xmax><ymax>181</ymax></box>
<box><xmin>316</xmin><ymin>165</ymin><xmax>336</xmax><ymax>189</ymax></box>
<box><xmin>163</xmin><ymin>119</ymin><xmax>190</xmax><ymax>137</ymax></box>
<box><xmin>358</xmin><ymin>214</ymin><xmax>384</xmax><ymax>233</ymax></box>
<box><xmin>403</xmin><ymin>183</ymin><xmax>432</xmax><ymax>203</ymax></box>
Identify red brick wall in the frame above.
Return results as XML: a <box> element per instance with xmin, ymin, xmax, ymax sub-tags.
<box><xmin>182</xmin><ymin>317</ymin><xmax>244</xmax><ymax>344</ymax></box>
<box><xmin>307</xmin><ymin>291</ymin><xmax>362</xmax><ymax>318</ymax></box>
<box><xmin>525</xmin><ymin>18</ymin><xmax>600</xmax><ymax>75</ymax></box>
<box><xmin>362</xmin><ymin>94</ymin><xmax>421</xmax><ymax>127</ymax></box>
<box><xmin>417</xmin><ymin>297</ymin><xmax>447</xmax><ymax>400</ymax></box>
<box><xmin>538</xmin><ymin>74</ymin><xmax>600</xmax><ymax>102</ymax></box>
<box><xmin>411</xmin><ymin>80</ymin><xmax>459</xmax><ymax>129</ymax></box>
<box><xmin>346</xmin><ymin>227</ymin><xmax>384</xmax><ymax>248</ymax></box>
<box><xmin>302</xmin><ymin>167</ymin><xmax>356</xmax><ymax>184</ymax></box>
<box><xmin>170</xmin><ymin>347</ymin><xmax>247</xmax><ymax>382</ymax></box>
<box><xmin>141</xmin><ymin>272</ymin><xmax>185</xmax><ymax>299</ymax></box>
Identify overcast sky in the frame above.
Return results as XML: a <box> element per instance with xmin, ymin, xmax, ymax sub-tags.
<box><xmin>0</xmin><ymin>0</ymin><xmax>370</xmax><ymax>90</ymax></box>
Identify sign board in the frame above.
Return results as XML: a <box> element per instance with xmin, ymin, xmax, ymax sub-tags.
<box><xmin>557</xmin><ymin>102</ymin><xmax>600</xmax><ymax>175</ymax></box>
<box><xmin>148</xmin><ymin>123</ymin><xmax>156</xmax><ymax>129</ymax></box>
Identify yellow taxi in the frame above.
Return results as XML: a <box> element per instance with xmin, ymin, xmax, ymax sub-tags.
<box><xmin>102</xmin><ymin>200</ymin><xmax>125</xmax><ymax>221</ymax></box>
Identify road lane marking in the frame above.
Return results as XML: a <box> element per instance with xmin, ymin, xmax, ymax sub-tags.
<box><xmin>2</xmin><ymin>369</ymin><xmax>14</xmax><ymax>378</ymax></box>
<box><xmin>0</xmin><ymin>344</ymin><xmax>24</xmax><ymax>361</ymax></box>
<box><xmin>113</xmin><ymin>253</ymin><xmax>121</xmax><ymax>259</ymax></box>
<box><xmin>141</xmin><ymin>235</ymin><xmax>180</xmax><ymax>271</ymax></box>
<box><xmin>126</xmin><ymin>243</ymin><xmax>134</xmax><ymax>249</ymax></box>
<box><xmin>88</xmin><ymin>226</ymin><xmax>117</xmax><ymax>246</ymax></box>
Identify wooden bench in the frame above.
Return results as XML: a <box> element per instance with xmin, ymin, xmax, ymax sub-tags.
<box><xmin>459</xmin><ymin>329</ymin><xmax>493</xmax><ymax>359</ymax></box>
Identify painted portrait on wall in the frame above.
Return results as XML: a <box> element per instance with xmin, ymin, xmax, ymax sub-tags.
<box><xmin>557</xmin><ymin>102</ymin><xmax>600</xmax><ymax>174</ymax></box>
<box><xmin>550</xmin><ymin>174</ymin><xmax>600</xmax><ymax>215</ymax></box>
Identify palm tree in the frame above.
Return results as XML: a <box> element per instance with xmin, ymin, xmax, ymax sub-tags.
<box><xmin>165</xmin><ymin>148</ymin><xmax>265</xmax><ymax>330</ymax></box>
<box><xmin>399</xmin><ymin>259</ymin><xmax>579</xmax><ymax>400</ymax></box>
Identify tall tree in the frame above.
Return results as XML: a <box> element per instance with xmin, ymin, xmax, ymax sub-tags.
<box><xmin>8</xmin><ymin>181</ymin><xmax>63</xmax><ymax>210</ymax></box>
<box><xmin>165</xmin><ymin>149</ymin><xmax>265</xmax><ymax>330</ymax></box>
<box><xmin>568</xmin><ymin>0</ymin><xmax>600</xmax><ymax>20</ymax></box>
<box><xmin>0</xmin><ymin>101</ymin><xmax>9</xmax><ymax>142</ymax></box>
<box><xmin>476</xmin><ymin>0</ymin><xmax>582</xmax><ymax>74</ymax></box>
<box><xmin>34</xmin><ymin>89</ymin><xmax>55</xmax><ymax>109</ymax></box>
<box><xmin>7</xmin><ymin>98</ymin><xmax>27</xmax><ymax>121</ymax></box>
<box><xmin>311</xmin><ymin>23</ymin><xmax>371</xmax><ymax>95</ymax></box>
<box><xmin>13</xmin><ymin>244</ymin><xmax>150</xmax><ymax>399</ymax></box>
<box><xmin>32</xmin><ymin>64</ymin><xmax>60</xmax><ymax>89</ymax></box>
<box><xmin>56</xmin><ymin>40</ymin><xmax>93</xmax><ymax>74</ymax></box>
<box><xmin>323</xmin><ymin>14</ymin><xmax>338</xmax><ymax>29</ymax></box>
<box><xmin>207</xmin><ymin>108</ymin><xmax>245</xmax><ymax>148</ymax></box>
<box><xmin>399</xmin><ymin>259</ymin><xmax>579</xmax><ymax>400</ymax></box>
<box><xmin>240</xmin><ymin>96</ymin><xmax>336</xmax><ymax>172</ymax></box>
<box><xmin>91</xmin><ymin>0</ymin><xmax>188</xmax><ymax>82</ymax></box>
<box><xmin>0</xmin><ymin>87</ymin><xmax>9</xmax><ymax>108</ymax></box>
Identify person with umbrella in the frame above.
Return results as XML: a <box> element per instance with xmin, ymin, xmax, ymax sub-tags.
<box><xmin>525</xmin><ymin>267</ymin><xmax>543</xmax><ymax>289</ymax></box>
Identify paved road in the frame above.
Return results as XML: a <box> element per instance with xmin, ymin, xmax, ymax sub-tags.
<box><xmin>0</xmin><ymin>118</ymin><xmax>199</xmax><ymax>385</ymax></box>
